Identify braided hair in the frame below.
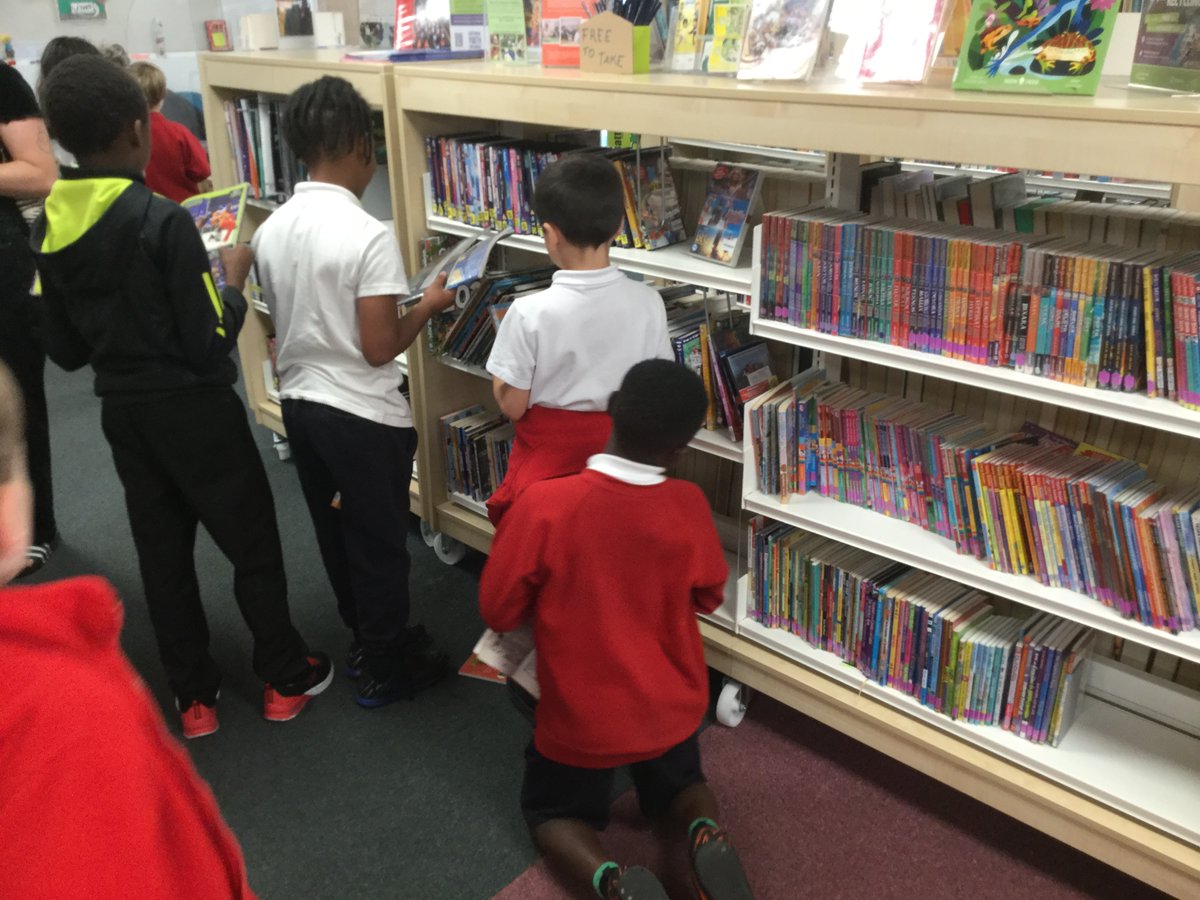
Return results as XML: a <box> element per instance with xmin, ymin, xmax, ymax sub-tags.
<box><xmin>281</xmin><ymin>76</ymin><xmax>374</xmax><ymax>167</ymax></box>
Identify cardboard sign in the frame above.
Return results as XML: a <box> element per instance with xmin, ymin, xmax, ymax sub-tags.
<box><xmin>579</xmin><ymin>12</ymin><xmax>648</xmax><ymax>75</ymax></box>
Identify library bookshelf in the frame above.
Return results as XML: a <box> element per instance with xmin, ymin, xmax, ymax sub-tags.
<box><xmin>388</xmin><ymin>61</ymin><xmax>1200</xmax><ymax>894</ymax></box>
<box><xmin>198</xmin><ymin>50</ymin><xmax>421</xmax><ymax>514</ymax></box>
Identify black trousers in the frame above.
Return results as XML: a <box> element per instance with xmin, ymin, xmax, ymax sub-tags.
<box><xmin>101</xmin><ymin>388</ymin><xmax>308</xmax><ymax>704</ymax></box>
<box><xmin>282</xmin><ymin>398</ymin><xmax>416</xmax><ymax>670</ymax></box>
<box><xmin>0</xmin><ymin>293</ymin><xmax>55</xmax><ymax>544</ymax></box>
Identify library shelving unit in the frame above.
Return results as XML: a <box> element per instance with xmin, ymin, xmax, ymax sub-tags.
<box><xmin>197</xmin><ymin>50</ymin><xmax>424</xmax><ymax>517</ymax></box>
<box><xmin>389</xmin><ymin>61</ymin><xmax>1200</xmax><ymax>894</ymax></box>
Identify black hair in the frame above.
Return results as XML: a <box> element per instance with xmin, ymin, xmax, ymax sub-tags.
<box><xmin>39</xmin><ymin>55</ymin><xmax>147</xmax><ymax>160</ymax></box>
<box><xmin>281</xmin><ymin>76</ymin><xmax>373</xmax><ymax>167</ymax></box>
<box><xmin>38</xmin><ymin>36</ymin><xmax>100</xmax><ymax>88</ymax></box>
<box><xmin>610</xmin><ymin>360</ymin><xmax>708</xmax><ymax>459</ymax></box>
<box><xmin>533</xmin><ymin>153</ymin><xmax>626</xmax><ymax>249</ymax></box>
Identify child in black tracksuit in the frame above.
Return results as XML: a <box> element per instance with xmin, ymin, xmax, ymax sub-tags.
<box><xmin>32</xmin><ymin>55</ymin><xmax>331</xmax><ymax>738</ymax></box>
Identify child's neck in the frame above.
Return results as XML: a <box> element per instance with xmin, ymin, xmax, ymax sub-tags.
<box><xmin>306</xmin><ymin>161</ymin><xmax>367</xmax><ymax>199</ymax></box>
<box><xmin>603</xmin><ymin>438</ymin><xmax>672</xmax><ymax>469</ymax></box>
<box><xmin>554</xmin><ymin>243</ymin><xmax>610</xmax><ymax>271</ymax></box>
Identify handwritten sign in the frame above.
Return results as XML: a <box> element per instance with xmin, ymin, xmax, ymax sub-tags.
<box><xmin>579</xmin><ymin>12</ymin><xmax>649</xmax><ymax>75</ymax></box>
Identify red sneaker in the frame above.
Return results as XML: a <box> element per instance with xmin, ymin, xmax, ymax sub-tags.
<box><xmin>179</xmin><ymin>700</ymin><xmax>219</xmax><ymax>739</ymax></box>
<box><xmin>263</xmin><ymin>653</ymin><xmax>334</xmax><ymax>722</ymax></box>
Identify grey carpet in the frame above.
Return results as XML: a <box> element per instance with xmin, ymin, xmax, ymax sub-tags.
<box><xmin>30</xmin><ymin>363</ymin><xmax>539</xmax><ymax>900</ymax></box>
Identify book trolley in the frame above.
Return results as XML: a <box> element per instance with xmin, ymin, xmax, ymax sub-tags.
<box><xmin>201</xmin><ymin>50</ymin><xmax>1200</xmax><ymax>892</ymax></box>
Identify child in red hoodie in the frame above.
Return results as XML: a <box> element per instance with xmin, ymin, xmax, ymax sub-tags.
<box><xmin>128</xmin><ymin>61</ymin><xmax>211</xmax><ymax>203</ymax></box>
<box><xmin>480</xmin><ymin>360</ymin><xmax>754</xmax><ymax>900</ymax></box>
<box><xmin>0</xmin><ymin>362</ymin><xmax>254</xmax><ymax>898</ymax></box>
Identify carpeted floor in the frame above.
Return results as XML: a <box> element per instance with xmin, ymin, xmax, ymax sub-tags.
<box><xmin>26</xmin><ymin>362</ymin><xmax>1170</xmax><ymax>899</ymax></box>
<box><xmin>495</xmin><ymin>694</ymin><xmax>1166</xmax><ymax>900</ymax></box>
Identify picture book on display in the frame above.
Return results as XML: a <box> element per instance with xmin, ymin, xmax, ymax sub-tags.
<box><xmin>954</xmin><ymin>0</ymin><xmax>1121</xmax><ymax>95</ymax></box>
<box><xmin>182</xmin><ymin>184</ymin><xmax>248</xmax><ymax>289</ymax></box>
<box><xmin>738</xmin><ymin>0</ymin><xmax>832</xmax><ymax>81</ymax></box>
<box><xmin>690</xmin><ymin>163</ymin><xmax>763</xmax><ymax>266</ymax></box>
<box><xmin>1129</xmin><ymin>1</ymin><xmax>1200</xmax><ymax>92</ymax></box>
<box><xmin>615</xmin><ymin>150</ymin><xmax>688</xmax><ymax>249</ymax></box>
<box><xmin>706</xmin><ymin>0</ymin><xmax>752</xmax><ymax>73</ymax></box>
<box><xmin>394</xmin><ymin>0</ymin><xmax>453</xmax><ymax>49</ymax></box>
<box><xmin>540</xmin><ymin>0</ymin><xmax>583</xmax><ymax>65</ymax></box>
<box><xmin>487</xmin><ymin>0</ymin><xmax>528</xmax><ymax>62</ymax></box>
<box><xmin>670</xmin><ymin>0</ymin><xmax>711</xmax><ymax>71</ymax></box>
<box><xmin>858</xmin><ymin>0</ymin><xmax>951</xmax><ymax>83</ymax></box>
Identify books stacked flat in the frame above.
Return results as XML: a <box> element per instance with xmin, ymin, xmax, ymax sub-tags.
<box><xmin>425</xmin><ymin>134</ymin><xmax>687</xmax><ymax>249</ymax></box>
<box><xmin>440</xmin><ymin>405</ymin><xmax>515</xmax><ymax>502</ymax></box>
<box><xmin>748</xmin><ymin>369</ymin><xmax>1200</xmax><ymax>634</ymax></box>
<box><xmin>758</xmin><ymin>207</ymin><xmax>1200</xmax><ymax>406</ymax></box>
<box><xmin>748</xmin><ymin>520</ymin><xmax>1095</xmax><ymax>745</ymax></box>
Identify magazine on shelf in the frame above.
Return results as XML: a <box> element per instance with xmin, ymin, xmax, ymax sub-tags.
<box><xmin>737</xmin><ymin>0</ymin><xmax>832</xmax><ymax>81</ymax></box>
<box><xmin>953</xmin><ymin>0</ymin><xmax>1121</xmax><ymax>95</ymax></box>
<box><xmin>1129</xmin><ymin>1</ymin><xmax>1200</xmax><ymax>93</ymax></box>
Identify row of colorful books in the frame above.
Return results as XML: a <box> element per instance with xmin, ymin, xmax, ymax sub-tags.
<box><xmin>427</xmin><ymin>266</ymin><xmax>556</xmax><ymax>365</ymax></box>
<box><xmin>758</xmin><ymin>207</ymin><xmax>1200</xmax><ymax>406</ymax></box>
<box><xmin>425</xmin><ymin>134</ymin><xmax>768</xmax><ymax>266</ymax></box>
<box><xmin>748</xmin><ymin>369</ymin><xmax>1200</xmax><ymax>633</ymax></box>
<box><xmin>222</xmin><ymin>96</ymin><xmax>305</xmax><ymax>203</ymax></box>
<box><xmin>747</xmin><ymin>519</ymin><xmax>1095</xmax><ymax>746</ymax></box>
<box><xmin>440</xmin><ymin>405</ymin><xmax>515</xmax><ymax>503</ymax></box>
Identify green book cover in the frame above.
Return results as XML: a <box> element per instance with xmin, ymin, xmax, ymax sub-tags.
<box><xmin>953</xmin><ymin>0</ymin><xmax>1121</xmax><ymax>95</ymax></box>
<box><xmin>1130</xmin><ymin>1</ymin><xmax>1200</xmax><ymax>93</ymax></box>
<box><xmin>486</xmin><ymin>0</ymin><xmax>528</xmax><ymax>62</ymax></box>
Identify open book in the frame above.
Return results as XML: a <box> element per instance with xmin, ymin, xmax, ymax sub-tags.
<box><xmin>464</xmin><ymin>625</ymin><xmax>540</xmax><ymax>698</ymax></box>
<box><xmin>181</xmin><ymin>183</ymin><xmax>249</xmax><ymax>289</ymax></box>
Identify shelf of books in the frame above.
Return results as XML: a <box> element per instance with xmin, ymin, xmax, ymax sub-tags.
<box><xmin>427</xmin><ymin>216</ymin><xmax>754</xmax><ymax>295</ymax></box>
<box><xmin>391</xmin><ymin>60</ymin><xmax>1200</xmax><ymax>891</ymax></box>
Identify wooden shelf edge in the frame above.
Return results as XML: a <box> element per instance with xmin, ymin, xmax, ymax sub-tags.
<box><xmin>435</xmin><ymin>500</ymin><xmax>494</xmax><ymax>554</ymax></box>
<box><xmin>698</xmin><ymin>621</ymin><xmax>1200</xmax><ymax>897</ymax></box>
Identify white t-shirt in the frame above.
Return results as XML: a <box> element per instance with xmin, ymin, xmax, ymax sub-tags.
<box><xmin>252</xmin><ymin>182</ymin><xmax>412</xmax><ymax>427</ymax></box>
<box><xmin>486</xmin><ymin>266</ymin><xmax>672</xmax><ymax>411</ymax></box>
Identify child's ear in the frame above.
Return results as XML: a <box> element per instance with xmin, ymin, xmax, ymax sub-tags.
<box><xmin>130</xmin><ymin>119</ymin><xmax>149</xmax><ymax>149</ymax></box>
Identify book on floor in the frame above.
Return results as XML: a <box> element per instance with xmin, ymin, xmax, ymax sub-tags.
<box><xmin>953</xmin><ymin>0</ymin><xmax>1121</xmax><ymax>95</ymax></box>
<box><xmin>1129</xmin><ymin>1</ymin><xmax>1200</xmax><ymax>93</ymax></box>
<box><xmin>469</xmin><ymin>625</ymin><xmax>540</xmax><ymax>697</ymax></box>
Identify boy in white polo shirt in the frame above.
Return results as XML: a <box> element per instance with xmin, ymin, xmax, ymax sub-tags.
<box><xmin>252</xmin><ymin>76</ymin><xmax>457</xmax><ymax>708</ymax></box>
<box><xmin>485</xmin><ymin>153</ymin><xmax>672</xmax><ymax>527</ymax></box>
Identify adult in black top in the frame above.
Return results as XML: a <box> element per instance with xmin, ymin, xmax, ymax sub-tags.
<box><xmin>0</xmin><ymin>64</ymin><xmax>59</xmax><ymax>575</ymax></box>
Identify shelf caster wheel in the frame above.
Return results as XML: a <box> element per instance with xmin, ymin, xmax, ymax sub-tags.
<box><xmin>433</xmin><ymin>533</ymin><xmax>466</xmax><ymax>566</ymax></box>
<box><xmin>716</xmin><ymin>680</ymin><xmax>750</xmax><ymax>728</ymax></box>
<box><xmin>272</xmin><ymin>436</ymin><xmax>291</xmax><ymax>461</ymax></box>
<box><xmin>419</xmin><ymin>520</ymin><xmax>437</xmax><ymax>548</ymax></box>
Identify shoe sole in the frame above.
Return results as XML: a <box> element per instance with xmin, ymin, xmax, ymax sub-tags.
<box><xmin>691</xmin><ymin>842</ymin><xmax>755</xmax><ymax>900</ymax></box>
<box><xmin>183</xmin><ymin>722</ymin><xmax>220</xmax><ymax>739</ymax></box>
<box><xmin>264</xmin><ymin>662</ymin><xmax>336</xmax><ymax>722</ymax></box>
<box><xmin>354</xmin><ymin>663</ymin><xmax>449</xmax><ymax>709</ymax></box>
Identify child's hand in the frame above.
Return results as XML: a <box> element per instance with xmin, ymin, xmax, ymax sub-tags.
<box><xmin>420</xmin><ymin>273</ymin><xmax>456</xmax><ymax>313</ymax></box>
<box><xmin>219</xmin><ymin>244</ymin><xmax>254</xmax><ymax>291</ymax></box>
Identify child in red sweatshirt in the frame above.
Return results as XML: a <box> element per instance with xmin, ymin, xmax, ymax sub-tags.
<box><xmin>0</xmin><ymin>362</ymin><xmax>254</xmax><ymax>898</ymax></box>
<box><xmin>480</xmin><ymin>360</ymin><xmax>754</xmax><ymax>900</ymax></box>
<box><xmin>484</xmin><ymin>153</ymin><xmax>671</xmax><ymax>527</ymax></box>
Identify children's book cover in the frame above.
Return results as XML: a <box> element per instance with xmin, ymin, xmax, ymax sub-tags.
<box><xmin>671</xmin><ymin>0</ymin><xmax>712</xmax><ymax>71</ymax></box>
<box><xmin>1130</xmin><ymin>1</ymin><xmax>1200</xmax><ymax>93</ymax></box>
<box><xmin>737</xmin><ymin>0</ymin><xmax>832</xmax><ymax>81</ymax></box>
<box><xmin>953</xmin><ymin>0</ymin><xmax>1120</xmax><ymax>95</ymax></box>
<box><xmin>859</xmin><ymin>0</ymin><xmax>951</xmax><ymax>83</ymax></box>
<box><xmin>690</xmin><ymin>164</ymin><xmax>762</xmax><ymax>266</ymax></box>
<box><xmin>706</xmin><ymin>0</ymin><xmax>752</xmax><ymax>73</ymax></box>
<box><xmin>487</xmin><ymin>0</ymin><xmax>529</xmax><ymax>62</ymax></box>
<box><xmin>182</xmin><ymin>183</ymin><xmax>249</xmax><ymax>290</ymax></box>
<box><xmin>620</xmin><ymin>154</ymin><xmax>688</xmax><ymax>249</ymax></box>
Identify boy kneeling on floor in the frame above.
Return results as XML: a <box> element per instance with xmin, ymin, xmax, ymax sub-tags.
<box><xmin>480</xmin><ymin>359</ymin><xmax>755</xmax><ymax>900</ymax></box>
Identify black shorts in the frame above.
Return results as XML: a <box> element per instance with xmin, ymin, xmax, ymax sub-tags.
<box><xmin>520</xmin><ymin>733</ymin><xmax>705</xmax><ymax>832</ymax></box>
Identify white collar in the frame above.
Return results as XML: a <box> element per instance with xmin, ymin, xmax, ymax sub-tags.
<box><xmin>586</xmin><ymin>453</ymin><xmax>666</xmax><ymax>486</ymax></box>
<box><xmin>293</xmin><ymin>181</ymin><xmax>362</xmax><ymax>206</ymax></box>
<box><xmin>550</xmin><ymin>266</ymin><xmax>625</xmax><ymax>287</ymax></box>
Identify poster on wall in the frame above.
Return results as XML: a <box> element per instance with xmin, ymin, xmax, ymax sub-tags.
<box><xmin>56</xmin><ymin>0</ymin><xmax>107</xmax><ymax>20</ymax></box>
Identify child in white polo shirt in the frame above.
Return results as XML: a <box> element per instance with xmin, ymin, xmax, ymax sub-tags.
<box><xmin>252</xmin><ymin>76</ymin><xmax>456</xmax><ymax>708</ymax></box>
<box><xmin>485</xmin><ymin>153</ymin><xmax>672</xmax><ymax>526</ymax></box>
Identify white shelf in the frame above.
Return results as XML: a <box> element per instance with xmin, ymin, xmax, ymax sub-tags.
<box><xmin>449</xmin><ymin>490</ymin><xmax>490</xmax><ymax>518</ymax></box>
<box><xmin>735</xmin><ymin>611</ymin><xmax>1200</xmax><ymax>847</ymax></box>
<box><xmin>428</xmin><ymin>216</ymin><xmax>753</xmax><ymax>295</ymax></box>
<box><xmin>743</xmin><ymin>490</ymin><xmax>1200</xmax><ymax>666</ymax></box>
<box><xmin>247</xmin><ymin>198</ymin><xmax>282</xmax><ymax>212</ymax></box>
<box><xmin>699</xmin><ymin>551</ymin><xmax>741</xmax><ymax>631</ymax></box>
<box><xmin>751</xmin><ymin>317</ymin><xmax>1200</xmax><ymax>440</ymax></box>
<box><xmin>688</xmin><ymin>428</ymin><xmax>742</xmax><ymax>463</ymax></box>
<box><xmin>436</xmin><ymin>355</ymin><xmax>490</xmax><ymax>380</ymax></box>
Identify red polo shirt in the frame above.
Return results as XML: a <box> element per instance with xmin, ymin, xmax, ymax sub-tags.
<box><xmin>145</xmin><ymin>110</ymin><xmax>211</xmax><ymax>203</ymax></box>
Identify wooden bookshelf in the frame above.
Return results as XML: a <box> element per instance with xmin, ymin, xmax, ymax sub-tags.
<box><xmin>391</xmin><ymin>62</ymin><xmax>1200</xmax><ymax>893</ymax></box>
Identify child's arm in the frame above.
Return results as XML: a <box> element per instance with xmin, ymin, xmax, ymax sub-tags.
<box><xmin>180</xmin><ymin>127</ymin><xmax>211</xmax><ymax>186</ymax></box>
<box><xmin>479</xmin><ymin>497</ymin><xmax>547</xmax><ymax>631</ymax></box>
<box><xmin>37</xmin><ymin>275</ymin><xmax>92</xmax><ymax>372</ymax></box>
<box><xmin>492</xmin><ymin>377</ymin><xmax>530</xmax><ymax>421</ymax></box>
<box><xmin>486</xmin><ymin>306</ymin><xmax>534</xmax><ymax>420</ymax></box>
<box><xmin>687</xmin><ymin>488</ymin><xmax>729</xmax><ymax>615</ymax></box>
<box><xmin>357</xmin><ymin>230</ymin><xmax>456</xmax><ymax>366</ymax></box>
<box><xmin>162</xmin><ymin>206</ymin><xmax>245</xmax><ymax>371</ymax></box>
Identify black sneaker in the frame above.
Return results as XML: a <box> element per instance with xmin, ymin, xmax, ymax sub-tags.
<box><xmin>354</xmin><ymin>628</ymin><xmax>449</xmax><ymax>708</ymax></box>
<box><xmin>690</xmin><ymin>825</ymin><xmax>755</xmax><ymax>900</ymax></box>
<box><xmin>344</xmin><ymin>641</ymin><xmax>366</xmax><ymax>679</ymax></box>
<box><xmin>601</xmin><ymin>865</ymin><xmax>670</xmax><ymax>900</ymax></box>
